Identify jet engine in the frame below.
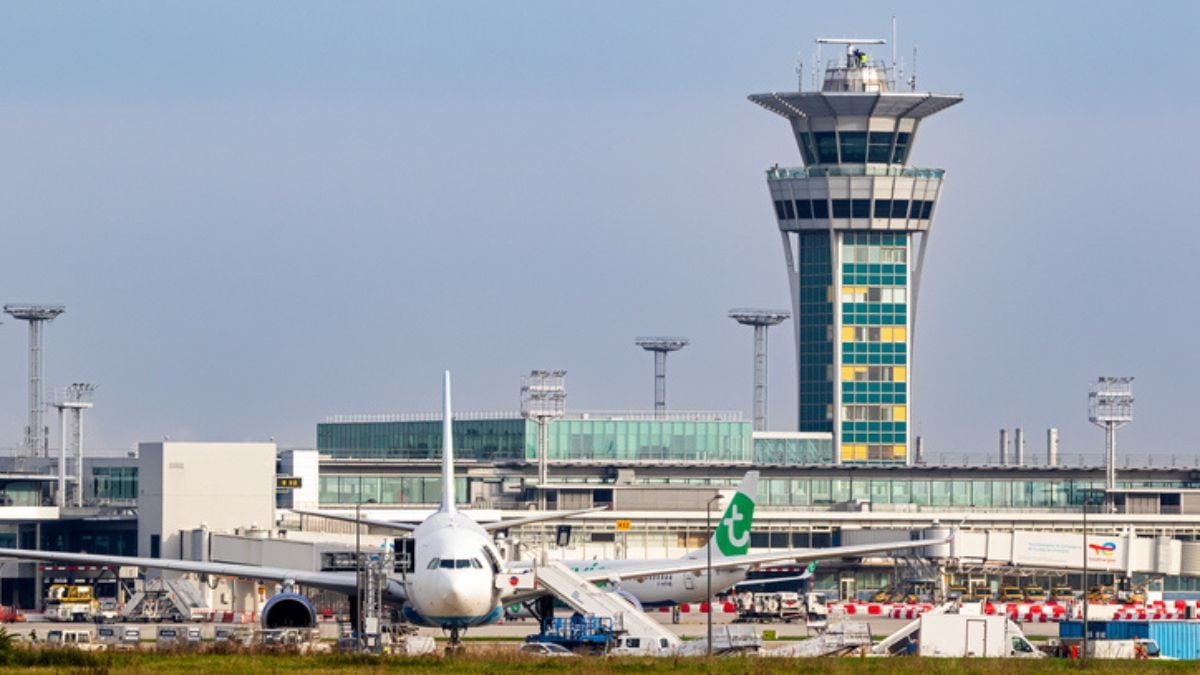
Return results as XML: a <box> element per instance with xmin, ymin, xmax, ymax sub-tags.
<box><xmin>611</xmin><ymin>588</ymin><xmax>644</xmax><ymax>611</ymax></box>
<box><xmin>260</xmin><ymin>592</ymin><xmax>318</xmax><ymax>629</ymax></box>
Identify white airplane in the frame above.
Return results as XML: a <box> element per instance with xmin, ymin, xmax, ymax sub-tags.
<box><xmin>0</xmin><ymin>372</ymin><xmax>951</xmax><ymax>645</ymax></box>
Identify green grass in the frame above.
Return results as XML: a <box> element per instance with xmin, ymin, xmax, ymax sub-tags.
<box><xmin>0</xmin><ymin>648</ymin><xmax>1196</xmax><ymax>674</ymax></box>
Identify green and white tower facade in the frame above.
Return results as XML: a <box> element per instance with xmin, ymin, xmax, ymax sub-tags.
<box><xmin>749</xmin><ymin>40</ymin><xmax>961</xmax><ymax>465</ymax></box>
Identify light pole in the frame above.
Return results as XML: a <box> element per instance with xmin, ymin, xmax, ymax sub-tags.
<box><xmin>1081</xmin><ymin>492</ymin><xmax>1089</xmax><ymax>663</ymax></box>
<box><xmin>706</xmin><ymin>493</ymin><xmax>722</xmax><ymax>657</ymax></box>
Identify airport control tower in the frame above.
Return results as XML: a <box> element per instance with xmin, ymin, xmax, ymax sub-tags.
<box><xmin>749</xmin><ymin>38</ymin><xmax>961</xmax><ymax>465</ymax></box>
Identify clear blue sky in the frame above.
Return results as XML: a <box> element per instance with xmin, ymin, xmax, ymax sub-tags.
<box><xmin>0</xmin><ymin>1</ymin><xmax>1196</xmax><ymax>460</ymax></box>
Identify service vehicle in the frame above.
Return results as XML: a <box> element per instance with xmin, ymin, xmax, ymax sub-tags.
<box><xmin>609</xmin><ymin>635</ymin><xmax>675</xmax><ymax>656</ymax></box>
<box><xmin>43</xmin><ymin>584</ymin><xmax>98</xmax><ymax>622</ymax></box>
<box><xmin>734</xmin><ymin>591</ymin><xmax>805</xmax><ymax>623</ymax></box>
<box><xmin>527</xmin><ymin>614</ymin><xmax>615</xmax><ymax>654</ymax></box>
<box><xmin>916</xmin><ymin>614</ymin><xmax>1043</xmax><ymax>658</ymax></box>
<box><xmin>518</xmin><ymin>642</ymin><xmax>577</xmax><ymax>657</ymax></box>
<box><xmin>1052</xmin><ymin>586</ymin><xmax>1075</xmax><ymax>601</ymax></box>
<box><xmin>1000</xmin><ymin>586</ymin><xmax>1023</xmax><ymax>602</ymax></box>
<box><xmin>45</xmin><ymin>629</ymin><xmax>105</xmax><ymax>651</ymax></box>
<box><xmin>968</xmin><ymin>586</ymin><xmax>994</xmax><ymax>601</ymax></box>
<box><xmin>93</xmin><ymin>598</ymin><xmax>119</xmax><ymax>624</ymax></box>
<box><xmin>805</xmin><ymin>592</ymin><xmax>829</xmax><ymax>632</ymax></box>
<box><xmin>1023</xmin><ymin>586</ymin><xmax>1046</xmax><ymax>601</ymax></box>
<box><xmin>1088</xmin><ymin>638</ymin><xmax>1163</xmax><ymax>659</ymax></box>
<box><xmin>214</xmin><ymin>626</ymin><xmax>254</xmax><ymax>646</ymax></box>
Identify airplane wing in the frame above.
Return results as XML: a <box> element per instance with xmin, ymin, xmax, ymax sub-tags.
<box><xmin>292</xmin><ymin>509</ymin><xmax>418</xmax><ymax>532</ymax></box>
<box><xmin>292</xmin><ymin>506</ymin><xmax>608</xmax><ymax>534</ymax></box>
<box><xmin>481</xmin><ymin>507</ymin><xmax>608</xmax><ymax>533</ymax></box>
<box><xmin>0</xmin><ymin>547</ymin><xmax>361</xmax><ymax>596</ymax></box>
<box><xmin>574</xmin><ymin>536</ymin><xmax>949</xmax><ymax>584</ymax></box>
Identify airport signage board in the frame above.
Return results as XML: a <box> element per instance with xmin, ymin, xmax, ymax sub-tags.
<box><xmin>1012</xmin><ymin>531</ymin><xmax>1125</xmax><ymax>571</ymax></box>
<box><xmin>276</xmin><ymin>476</ymin><xmax>302</xmax><ymax>489</ymax></box>
<box><xmin>615</xmin><ymin>519</ymin><xmax>632</xmax><ymax>532</ymax></box>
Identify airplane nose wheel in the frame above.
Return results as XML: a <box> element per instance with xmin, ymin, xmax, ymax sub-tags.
<box><xmin>445</xmin><ymin>627</ymin><xmax>464</xmax><ymax>654</ymax></box>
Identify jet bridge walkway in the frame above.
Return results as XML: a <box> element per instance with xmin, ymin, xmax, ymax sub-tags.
<box><xmin>534</xmin><ymin>561</ymin><xmax>681</xmax><ymax>649</ymax></box>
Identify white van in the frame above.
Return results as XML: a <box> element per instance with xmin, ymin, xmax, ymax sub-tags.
<box><xmin>46</xmin><ymin>629</ymin><xmax>105</xmax><ymax>652</ymax></box>
<box><xmin>609</xmin><ymin>635</ymin><xmax>674</xmax><ymax>656</ymax></box>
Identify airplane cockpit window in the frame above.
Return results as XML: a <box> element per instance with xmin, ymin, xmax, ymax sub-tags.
<box><xmin>432</xmin><ymin>558</ymin><xmax>484</xmax><ymax>570</ymax></box>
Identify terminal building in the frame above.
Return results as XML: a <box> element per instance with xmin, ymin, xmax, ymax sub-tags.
<box><xmin>0</xmin><ymin>38</ymin><xmax>1197</xmax><ymax>619</ymax></box>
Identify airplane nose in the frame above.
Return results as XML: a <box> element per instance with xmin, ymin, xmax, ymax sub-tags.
<box><xmin>439</xmin><ymin>574</ymin><xmax>483</xmax><ymax>615</ymax></box>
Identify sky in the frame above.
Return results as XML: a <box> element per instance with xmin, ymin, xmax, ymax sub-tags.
<box><xmin>0</xmin><ymin>1</ymin><xmax>1196</xmax><ymax>461</ymax></box>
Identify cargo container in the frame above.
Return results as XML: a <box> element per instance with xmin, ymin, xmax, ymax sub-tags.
<box><xmin>1060</xmin><ymin>621</ymin><xmax>1200</xmax><ymax>659</ymax></box>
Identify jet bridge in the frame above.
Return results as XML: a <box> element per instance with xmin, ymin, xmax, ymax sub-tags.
<box><xmin>534</xmin><ymin>561</ymin><xmax>681</xmax><ymax>650</ymax></box>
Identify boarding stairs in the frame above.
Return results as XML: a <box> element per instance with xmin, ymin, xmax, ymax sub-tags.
<box><xmin>534</xmin><ymin>561</ymin><xmax>681</xmax><ymax>649</ymax></box>
<box><xmin>121</xmin><ymin>577</ymin><xmax>207</xmax><ymax>622</ymax></box>
<box><xmin>761</xmin><ymin>621</ymin><xmax>872</xmax><ymax>657</ymax></box>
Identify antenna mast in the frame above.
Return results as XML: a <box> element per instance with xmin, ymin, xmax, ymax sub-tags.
<box><xmin>891</xmin><ymin>16</ymin><xmax>897</xmax><ymax>74</ymax></box>
<box><xmin>911</xmin><ymin>46</ymin><xmax>918</xmax><ymax>90</ymax></box>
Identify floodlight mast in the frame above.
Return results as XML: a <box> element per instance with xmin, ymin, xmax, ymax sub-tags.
<box><xmin>634</xmin><ymin>337</ymin><xmax>689</xmax><ymax>418</ymax></box>
<box><xmin>728</xmin><ymin>309</ymin><xmax>790</xmax><ymax>431</ymax></box>
<box><xmin>1088</xmin><ymin>377</ymin><xmax>1134</xmax><ymax>493</ymax></box>
<box><xmin>4</xmin><ymin>304</ymin><xmax>65</xmax><ymax>457</ymax></box>
<box><xmin>521</xmin><ymin>370</ymin><xmax>566</xmax><ymax>510</ymax></box>
<box><xmin>52</xmin><ymin>383</ymin><xmax>96</xmax><ymax>508</ymax></box>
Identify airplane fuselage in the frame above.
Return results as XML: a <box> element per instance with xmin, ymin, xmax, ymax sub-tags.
<box><xmin>547</xmin><ymin>556</ymin><xmax>749</xmax><ymax>607</ymax></box>
<box><xmin>399</xmin><ymin>511</ymin><xmax>507</xmax><ymax>628</ymax></box>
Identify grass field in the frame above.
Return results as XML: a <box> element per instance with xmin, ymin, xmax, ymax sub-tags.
<box><xmin>0</xmin><ymin>648</ymin><xmax>1197</xmax><ymax>674</ymax></box>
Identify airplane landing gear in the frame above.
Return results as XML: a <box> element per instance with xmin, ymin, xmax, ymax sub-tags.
<box><xmin>445</xmin><ymin>626</ymin><xmax>465</xmax><ymax>654</ymax></box>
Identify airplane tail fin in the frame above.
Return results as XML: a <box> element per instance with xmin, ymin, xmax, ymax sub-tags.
<box><xmin>440</xmin><ymin>370</ymin><xmax>457</xmax><ymax>514</ymax></box>
<box><xmin>696</xmin><ymin>470</ymin><xmax>758</xmax><ymax>559</ymax></box>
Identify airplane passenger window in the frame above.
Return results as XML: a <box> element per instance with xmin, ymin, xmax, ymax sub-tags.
<box><xmin>427</xmin><ymin>558</ymin><xmax>440</xmax><ymax>569</ymax></box>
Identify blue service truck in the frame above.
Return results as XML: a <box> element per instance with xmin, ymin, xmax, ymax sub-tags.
<box><xmin>527</xmin><ymin>614</ymin><xmax>617</xmax><ymax>654</ymax></box>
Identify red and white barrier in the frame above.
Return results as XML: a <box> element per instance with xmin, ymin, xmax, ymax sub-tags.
<box><xmin>669</xmin><ymin>601</ymin><xmax>738</xmax><ymax>615</ymax></box>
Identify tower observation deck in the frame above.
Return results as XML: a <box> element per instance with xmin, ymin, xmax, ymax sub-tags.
<box><xmin>749</xmin><ymin>39</ymin><xmax>962</xmax><ymax>465</ymax></box>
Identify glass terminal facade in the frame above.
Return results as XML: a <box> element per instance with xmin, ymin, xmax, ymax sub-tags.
<box><xmin>318</xmin><ymin>418</ymin><xmax>833</xmax><ymax>465</ymax></box>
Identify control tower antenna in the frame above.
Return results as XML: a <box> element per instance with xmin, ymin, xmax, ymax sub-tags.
<box><xmin>891</xmin><ymin>16</ymin><xmax>897</xmax><ymax>74</ymax></box>
<box><xmin>910</xmin><ymin>46</ymin><xmax>918</xmax><ymax>91</ymax></box>
<box><xmin>1089</xmin><ymin>377</ymin><xmax>1134</xmax><ymax>493</ymax></box>
<box><xmin>728</xmin><ymin>309</ymin><xmax>790</xmax><ymax>431</ymax></box>
<box><xmin>634</xmin><ymin>337</ymin><xmax>689</xmax><ymax>418</ymax></box>
<box><xmin>4</xmin><ymin>304</ymin><xmax>65</xmax><ymax>457</ymax></box>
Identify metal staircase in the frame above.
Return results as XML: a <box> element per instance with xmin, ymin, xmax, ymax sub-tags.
<box><xmin>534</xmin><ymin>562</ymin><xmax>680</xmax><ymax>649</ymax></box>
<box><xmin>120</xmin><ymin>577</ymin><xmax>207</xmax><ymax>621</ymax></box>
